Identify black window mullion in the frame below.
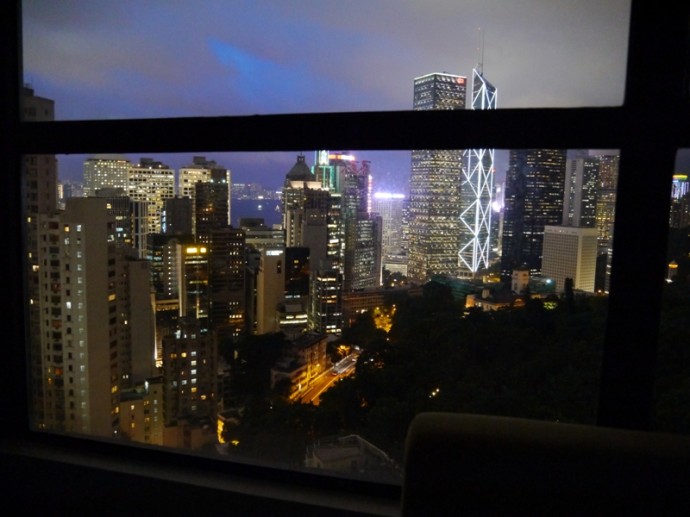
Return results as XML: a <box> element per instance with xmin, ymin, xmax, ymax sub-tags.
<box><xmin>598</xmin><ymin>1</ymin><xmax>690</xmax><ymax>429</ymax></box>
<box><xmin>19</xmin><ymin>107</ymin><xmax>627</xmax><ymax>156</ymax></box>
<box><xmin>3</xmin><ymin>0</ymin><xmax>29</xmax><ymax>442</ymax></box>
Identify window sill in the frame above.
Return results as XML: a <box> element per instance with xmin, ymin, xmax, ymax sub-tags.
<box><xmin>1</xmin><ymin>436</ymin><xmax>400</xmax><ymax>516</ymax></box>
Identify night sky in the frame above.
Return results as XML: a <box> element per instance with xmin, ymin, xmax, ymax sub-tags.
<box><xmin>23</xmin><ymin>0</ymin><xmax>664</xmax><ymax>192</ymax></box>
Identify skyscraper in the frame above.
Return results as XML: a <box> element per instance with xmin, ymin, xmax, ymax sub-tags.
<box><xmin>541</xmin><ymin>225</ymin><xmax>598</xmax><ymax>293</ymax></box>
<box><xmin>563</xmin><ymin>156</ymin><xmax>599</xmax><ymax>228</ymax></box>
<box><xmin>23</xmin><ymin>87</ymin><xmax>58</xmax><ymax>429</ymax></box>
<box><xmin>372</xmin><ymin>193</ymin><xmax>407</xmax><ymax>275</ymax></box>
<box><xmin>310</xmin><ymin>151</ymin><xmax>382</xmax><ymax>291</ymax></box>
<box><xmin>309</xmin><ymin>262</ymin><xmax>343</xmax><ymax>336</ymax></box>
<box><xmin>127</xmin><ymin>158</ymin><xmax>176</xmax><ymax>235</ymax></box>
<box><xmin>209</xmin><ymin>227</ymin><xmax>246</xmax><ymax>340</ymax></box>
<box><xmin>459</xmin><ymin>68</ymin><xmax>497</xmax><ymax>278</ymax></box>
<box><xmin>501</xmin><ymin>149</ymin><xmax>567</xmax><ymax>277</ymax></box>
<box><xmin>282</xmin><ymin>154</ymin><xmax>330</xmax><ymax>263</ymax></box>
<box><xmin>669</xmin><ymin>174</ymin><xmax>690</xmax><ymax>228</ymax></box>
<box><xmin>34</xmin><ymin>198</ymin><xmax>154</xmax><ymax>438</ymax></box>
<box><xmin>83</xmin><ymin>155</ymin><xmax>131</xmax><ymax>197</ymax></box>
<box><xmin>178</xmin><ymin>156</ymin><xmax>231</xmax><ymax>237</ymax></box>
<box><xmin>595</xmin><ymin>153</ymin><xmax>619</xmax><ymax>292</ymax></box>
<box><xmin>339</xmin><ymin>157</ymin><xmax>381</xmax><ymax>290</ymax></box>
<box><xmin>408</xmin><ymin>73</ymin><xmax>466</xmax><ymax>283</ymax></box>
<box><xmin>194</xmin><ymin>171</ymin><xmax>230</xmax><ymax>245</ymax></box>
<box><xmin>161</xmin><ymin>317</ymin><xmax>217</xmax><ymax>427</ymax></box>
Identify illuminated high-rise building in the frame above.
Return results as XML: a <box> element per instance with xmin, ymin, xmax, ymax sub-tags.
<box><xmin>670</xmin><ymin>174</ymin><xmax>690</xmax><ymax>228</ymax></box>
<box><xmin>256</xmin><ymin>244</ymin><xmax>285</xmax><ymax>335</ymax></box>
<box><xmin>127</xmin><ymin>158</ymin><xmax>176</xmax><ymax>235</ymax></box>
<box><xmin>208</xmin><ymin>227</ymin><xmax>246</xmax><ymax>340</ymax></box>
<box><xmin>34</xmin><ymin>198</ymin><xmax>154</xmax><ymax>438</ymax></box>
<box><xmin>408</xmin><ymin>73</ymin><xmax>466</xmax><ymax>283</ymax></box>
<box><xmin>339</xmin><ymin>157</ymin><xmax>381</xmax><ymax>290</ymax></box>
<box><xmin>23</xmin><ymin>86</ymin><xmax>58</xmax><ymax>428</ymax></box>
<box><xmin>282</xmin><ymin>155</ymin><xmax>330</xmax><ymax>264</ymax></box>
<box><xmin>308</xmin><ymin>261</ymin><xmax>343</xmax><ymax>336</ymax></box>
<box><xmin>595</xmin><ymin>154</ymin><xmax>619</xmax><ymax>292</ymax></box>
<box><xmin>95</xmin><ymin>188</ymin><xmax>149</xmax><ymax>258</ymax></box>
<box><xmin>180</xmin><ymin>243</ymin><xmax>210</xmax><ymax>331</ymax></box>
<box><xmin>459</xmin><ymin>69</ymin><xmax>497</xmax><ymax>278</ymax></box>
<box><xmin>372</xmin><ymin>193</ymin><xmax>406</xmax><ymax>274</ymax></box>
<box><xmin>83</xmin><ymin>155</ymin><xmax>131</xmax><ymax>197</ymax></box>
<box><xmin>671</xmin><ymin>173</ymin><xmax>690</xmax><ymax>200</ymax></box>
<box><xmin>162</xmin><ymin>317</ymin><xmax>217</xmax><ymax>427</ymax></box>
<box><xmin>563</xmin><ymin>156</ymin><xmax>599</xmax><ymax>228</ymax></box>
<box><xmin>541</xmin><ymin>225</ymin><xmax>598</xmax><ymax>293</ymax></box>
<box><xmin>195</xmin><ymin>174</ymin><xmax>230</xmax><ymax>245</ymax></box>
<box><xmin>178</xmin><ymin>156</ymin><xmax>231</xmax><ymax>237</ymax></box>
<box><xmin>501</xmin><ymin>149</ymin><xmax>567</xmax><ymax>277</ymax></box>
<box><xmin>311</xmin><ymin>152</ymin><xmax>381</xmax><ymax>290</ymax></box>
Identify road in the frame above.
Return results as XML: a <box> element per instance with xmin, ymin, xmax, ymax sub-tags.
<box><xmin>293</xmin><ymin>362</ymin><xmax>356</xmax><ymax>405</ymax></box>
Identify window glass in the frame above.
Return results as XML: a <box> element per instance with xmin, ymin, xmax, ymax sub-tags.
<box><xmin>25</xmin><ymin>146</ymin><xmax>619</xmax><ymax>482</ymax></box>
<box><xmin>22</xmin><ymin>0</ymin><xmax>630</xmax><ymax>120</ymax></box>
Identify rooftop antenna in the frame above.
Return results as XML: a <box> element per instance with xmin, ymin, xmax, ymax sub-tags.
<box><xmin>476</xmin><ymin>27</ymin><xmax>484</xmax><ymax>76</ymax></box>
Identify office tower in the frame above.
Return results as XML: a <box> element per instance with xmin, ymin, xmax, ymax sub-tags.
<box><xmin>541</xmin><ymin>225</ymin><xmax>598</xmax><ymax>293</ymax></box>
<box><xmin>563</xmin><ymin>156</ymin><xmax>599</xmax><ymax>227</ymax></box>
<box><xmin>241</xmin><ymin>217</ymin><xmax>285</xmax><ymax>249</ymax></box>
<box><xmin>348</xmin><ymin>216</ymin><xmax>383</xmax><ymax>289</ymax></box>
<box><xmin>33</xmin><ymin>198</ymin><xmax>153</xmax><ymax>438</ymax></box>
<box><xmin>127</xmin><ymin>158</ymin><xmax>176</xmax><ymax>235</ymax></box>
<box><xmin>372</xmin><ymin>193</ymin><xmax>406</xmax><ymax>273</ymax></box>
<box><xmin>308</xmin><ymin>262</ymin><xmax>344</xmax><ymax>335</ymax></box>
<box><xmin>256</xmin><ymin>244</ymin><xmax>285</xmax><ymax>334</ymax></box>
<box><xmin>179</xmin><ymin>156</ymin><xmax>231</xmax><ymax>238</ymax></box>
<box><xmin>408</xmin><ymin>73</ymin><xmax>466</xmax><ymax>283</ymax></box>
<box><xmin>23</xmin><ymin>87</ymin><xmax>58</xmax><ymax>430</ymax></box>
<box><xmin>161</xmin><ymin>317</ymin><xmax>217</xmax><ymax>427</ymax></box>
<box><xmin>278</xmin><ymin>247</ymin><xmax>311</xmax><ymax>340</ymax></box>
<box><xmin>669</xmin><ymin>174</ymin><xmax>690</xmax><ymax>228</ymax></box>
<box><xmin>340</xmin><ymin>157</ymin><xmax>382</xmax><ymax>290</ymax></box>
<box><xmin>594</xmin><ymin>153</ymin><xmax>619</xmax><ymax>292</ymax></box>
<box><xmin>178</xmin><ymin>156</ymin><xmax>212</xmax><ymax>197</ymax></box>
<box><xmin>94</xmin><ymin>188</ymin><xmax>148</xmax><ymax>258</ymax></box>
<box><xmin>154</xmin><ymin>236</ymin><xmax>209</xmax><ymax>332</ymax></box>
<box><xmin>83</xmin><ymin>155</ymin><xmax>131</xmax><ymax>197</ymax></box>
<box><xmin>283</xmin><ymin>155</ymin><xmax>330</xmax><ymax>264</ymax></box>
<box><xmin>491</xmin><ymin>180</ymin><xmax>505</xmax><ymax>263</ymax></box>
<box><xmin>313</xmin><ymin>152</ymin><xmax>346</xmax><ymax>269</ymax></box>
<box><xmin>501</xmin><ymin>149</ymin><xmax>567</xmax><ymax>277</ymax></box>
<box><xmin>195</xmin><ymin>172</ymin><xmax>230</xmax><ymax>245</ymax></box>
<box><xmin>671</xmin><ymin>173</ymin><xmax>690</xmax><ymax>200</ymax></box>
<box><xmin>313</xmin><ymin>150</ymin><xmax>342</xmax><ymax>193</ymax></box>
<box><xmin>148</xmin><ymin>235</ymin><xmax>187</xmax><ymax>366</ymax></box>
<box><xmin>309</xmin><ymin>151</ymin><xmax>382</xmax><ymax>290</ymax></box>
<box><xmin>285</xmin><ymin>247</ymin><xmax>311</xmax><ymax>299</ymax></box>
<box><xmin>125</xmin><ymin>259</ymin><xmax>156</xmax><ymax>385</ymax></box>
<box><xmin>239</xmin><ymin>218</ymin><xmax>285</xmax><ymax>335</ymax></box>
<box><xmin>459</xmin><ymin>68</ymin><xmax>497</xmax><ymax>278</ymax></box>
<box><xmin>208</xmin><ymin>227</ymin><xmax>246</xmax><ymax>340</ymax></box>
<box><xmin>162</xmin><ymin>196</ymin><xmax>193</xmax><ymax>236</ymax></box>
<box><xmin>180</xmin><ymin>243</ymin><xmax>210</xmax><ymax>332</ymax></box>
<box><xmin>58</xmin><ymin>180</ymin><xmax>83</xmax><ymax>209</ymax></box>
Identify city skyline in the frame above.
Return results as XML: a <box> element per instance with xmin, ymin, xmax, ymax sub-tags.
<box><xmin>23</xmin><ymin>0</ymin><xmax>633</xmax><ymax>188</ymax></box>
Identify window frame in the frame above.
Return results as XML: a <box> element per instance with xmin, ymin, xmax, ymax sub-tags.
<box><xmin>3</xmin><ymin>0</ymin><xmax>690</xmax><ymax>511</ymax></box>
